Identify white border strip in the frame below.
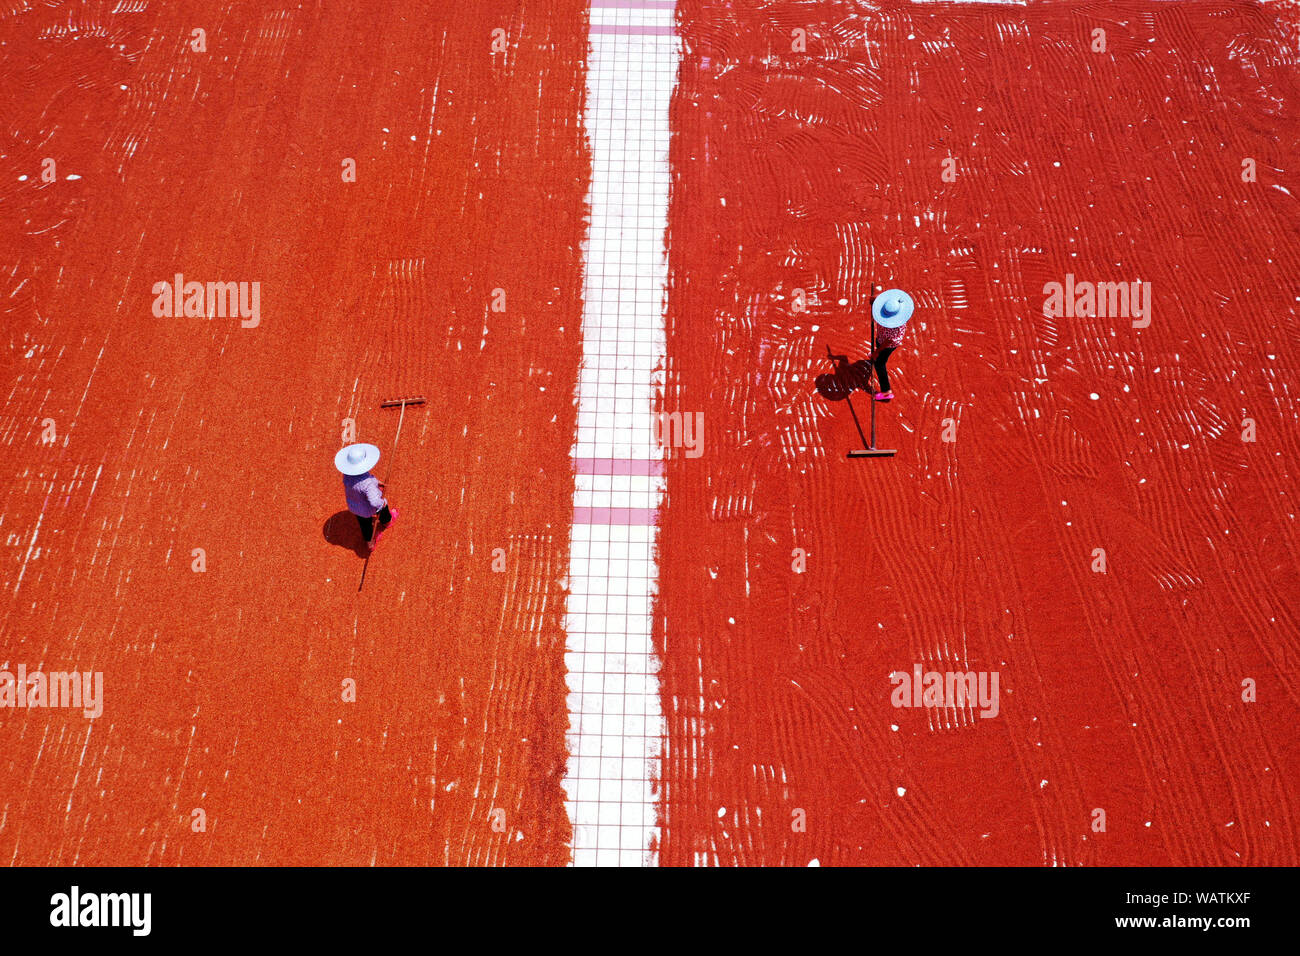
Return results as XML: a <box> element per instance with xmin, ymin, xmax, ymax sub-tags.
<box><xmin>563</xmin><ymin>3</ymin><xmax>676</xmax><ymax>867</ymax></box>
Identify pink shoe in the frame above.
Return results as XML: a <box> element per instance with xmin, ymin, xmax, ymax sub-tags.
<box><xmin>873</xmin><ymin>390</ymin><xmax>893</xmax><ymax>402</ymax></box>
<box><xmin>376</xmin><ymin>508</ymin><xmax>399</xmax><ymax>542</ymax></box>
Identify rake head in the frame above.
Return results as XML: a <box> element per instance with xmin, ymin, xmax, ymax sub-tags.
<box><xmin>848</xmin><ymin>448</ymin><xmax>897</xmax><ymax>458</ymax></box>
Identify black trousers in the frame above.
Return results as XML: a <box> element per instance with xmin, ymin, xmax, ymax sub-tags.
<box><xmin>874</xmin><ymin>347</ymin><xmax>896</xmax><ymax>393</ymax></box>
<box><xmin>356</xmin><ymin>505</ymin><xmax>392</xmax><ymax>542</ymax></box>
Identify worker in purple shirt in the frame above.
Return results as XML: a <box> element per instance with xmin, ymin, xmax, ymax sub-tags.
<box><xmin>335</xmin><ymin>443</ymin><xmax>398</xmax><ymax>550</ymax></box>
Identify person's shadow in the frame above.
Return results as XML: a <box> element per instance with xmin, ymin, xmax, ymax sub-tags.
<box><xmin>815</xmin><ymin>350</ymin><xmax>873</xmax><ymax>401</ymax></box>
<box><xmin>323</xmin><ymin>510</ymin><xmax>369</xmax><ymax>559</ymax></box>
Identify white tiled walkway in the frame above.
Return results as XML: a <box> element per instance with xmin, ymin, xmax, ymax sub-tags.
<box><xmin>563</xmin><ymin>0</ymin><xmax>676</xmax><ymax>867</ymax></box>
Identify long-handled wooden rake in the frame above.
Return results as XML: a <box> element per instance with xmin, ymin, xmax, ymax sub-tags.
<box><xmin>846</xmin><ymin>319</ymin><xmax>895</xmax><ymax>459</ymax></box>
<box><xmin>358</xmin><ymin>395</ymin><xmax>427</xmax><ymax>592</ymax></box>
<box><xmin>378</xmin><ymin>395</ymin><xmax>426</xmax><ymax>484</ymax></box>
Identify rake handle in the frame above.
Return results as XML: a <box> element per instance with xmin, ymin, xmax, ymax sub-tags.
<box><xmin>384</xmin><ymin>401</ymin><xmax>407</xmax><ymax>487</ymax></box>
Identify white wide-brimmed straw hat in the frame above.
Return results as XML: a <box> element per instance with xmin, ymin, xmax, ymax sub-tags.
<box><xmin>872</xmin><ymin>289</ymin><xmax>914</xmax><ymax>328</ymax></box>
<box><xmin>335</xmin><ymin>443</ymin><xmax>380</xmax><ymax>476</ymax></box>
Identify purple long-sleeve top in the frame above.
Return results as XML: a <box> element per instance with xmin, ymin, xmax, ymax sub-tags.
<box><xmin>342</xmin><ymin>472</ymin><xmax>386</xmax><ymax>517</ymax></box>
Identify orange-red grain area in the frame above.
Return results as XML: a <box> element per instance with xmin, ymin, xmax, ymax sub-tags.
<box><xmin>657</xmin><ymin>0</ymin><xmax>1300</xmax><ymax>865</ymax></box>
<box><xmin>0</xmin><ymin>0</ymin><xmax>588</xmax><ymax>865</ymax></box>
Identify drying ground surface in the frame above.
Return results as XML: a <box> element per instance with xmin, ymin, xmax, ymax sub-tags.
<box><xmin>656</xmin><ymin>0</ymin><xmax>1300</xmax><ymax>865</ymax></box>
<box><xmin>0</xmin><ymin>0</ymin><xmax>587</xmax><ymax>865</ymax></box>
<box><xmin>3</xmin><ymin>0</ymin><xmax>1299</xmax><ymax>869</ymax></box>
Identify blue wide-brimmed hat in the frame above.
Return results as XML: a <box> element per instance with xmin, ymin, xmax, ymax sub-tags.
<box><xmin>872</xmin><ymin>289</ymin><xmax>914</xmax><ymax>328</ymax></box>
<box><xmin>335</xmin><ymin>443</ymin><xmax>380</xmax><ymax>475</ymax></box>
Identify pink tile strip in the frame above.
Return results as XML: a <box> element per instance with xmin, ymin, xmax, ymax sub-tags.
<box><xmin>590</xmin><ymin>24</ymin><xmax>675</xmax><ymax>36</ymax></box>
<box><xmin>573</xmin><ymin>506</ymin><xmax>659</xmax><ymax>526</ymax></box>
<box><xmin>575</xmin><ymin>457</ymin><xmax>666</xmax><ymax>477</ymax></box>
